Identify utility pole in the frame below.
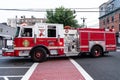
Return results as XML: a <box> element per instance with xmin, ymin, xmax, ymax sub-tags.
<box><xmin>81</xmin><ymin>17</ymin><xmax>87</xmax><ymax>28</ymax></box>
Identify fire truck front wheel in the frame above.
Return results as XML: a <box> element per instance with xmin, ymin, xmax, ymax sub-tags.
<box><xmin>91</xmin><ymin>46</ymin><xmax>103</xmax><ymax>57</ymax></box>
<box><xmin>30</xmin><ymin>47</ymin><xmax>47</xmax><ymax>62</ymax></box>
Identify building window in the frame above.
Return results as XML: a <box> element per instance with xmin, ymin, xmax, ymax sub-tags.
<box><xmin>103</xmin><ymin>19</ymin><xmax>105</xmax><ymax>25</ymax></box>
<box><xmin>111</xmin><ymin>16</ymin><xmax>114</xmax><ymax>22</ymax></box>
<box><xmin>107</xmin><ymin>17</ymin><xmax>109</xmax><ymax>24</ymax></box>
<box><xmin>106</xmin><ymin>7</ymin><xmax>111</xmax><ymax>13</ymax></box>
<box><xmin>111</xmin><ymin>26</ymin><xmax>114</xmax><ymax>29</ymax></box>
<box><xmin>112</xmin><ymin>4</ymin><xmax>114</xmax><ymax>10</ymax></box>
<box><xmin>21</xmin><ymin>19</ymin><xmax>24</xmax><ymax>23</ymax></box>
<box><xmin>32</xmin><ymin>19</ymin><xmax>36</xmax><ymax>23</ymax></box>
<box><xmin>29</xmin><ymin>20</ymin><xmax>32</xmax><ymax>22</ymax></box>
<box><xmin>107</xmin><ymin>26</ymin><xmax>109</xmax><ymax>29</ymax></box>
<box><xmin>25</xmin><ymin>20</ymin><xmax>28</xmax><ymax>22</ymax></box>
<box><xmin>119</xmin><ymin>24</ymin><xmax>120</xmax><ymax>31</ymax></box>
<box><xmin>101</xmin><ymin>7</ymin><xmax>103</xmax><ymax>11</ymax></box>
<box><xmin>119</xmin><ymin>14</ymin><xmax>120</xmax><ymax>22</ymax></box>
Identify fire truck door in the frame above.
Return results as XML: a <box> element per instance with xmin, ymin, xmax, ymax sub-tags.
<box><xmin>18</xmin><ymin>27</ymin><xmax>34</xmax><ymax>47</ymax></box>
<box><xmin>47</xmin><ymin>25</ymin><xmax>58</xmax><ymax>55</ymax></box>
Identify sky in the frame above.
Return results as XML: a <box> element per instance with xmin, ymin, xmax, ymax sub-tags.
<box><xmin>0</xmin><ymin>0</ymin><xmax>108</xmax><ymax>28</ymax></box>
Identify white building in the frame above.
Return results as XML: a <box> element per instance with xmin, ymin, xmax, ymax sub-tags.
<box><xmin>7</xmin><ymin>16</ymin><xmax>47</xmax><ymax>27</ymax></box>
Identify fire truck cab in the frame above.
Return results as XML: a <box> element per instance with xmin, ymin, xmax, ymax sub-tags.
<box><xmin>2</xmin><ymin>23</ymin><xmax>116</xmax><ymax>62</ymax></box>
<box><xmin>3</xmin><ymin>23</ymin><xmax>64</xmax><ymax>62</ymax></box>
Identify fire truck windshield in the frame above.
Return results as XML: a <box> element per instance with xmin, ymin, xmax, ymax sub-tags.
<box><xmin>15</xmin><ymin>27</ymin><xmax>20</xmax><ymax>37</ymax></box>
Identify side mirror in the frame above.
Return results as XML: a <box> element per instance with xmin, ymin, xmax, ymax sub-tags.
<box><xmin>34</xmin><ymin>34</ymin><xmax>37</xmax><ymax>44</ymax></box>
<box><xmin>57</xmin><ymin>35</ymin><xmax>60</xmax><ymax>42</ymax></box>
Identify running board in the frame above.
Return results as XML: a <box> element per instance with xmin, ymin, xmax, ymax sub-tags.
<box><xmin>65</xmin><ymin>52</ymin><xmax>80</xmax><ymax>56</ymax></box>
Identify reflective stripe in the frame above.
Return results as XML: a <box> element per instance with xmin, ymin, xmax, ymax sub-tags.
<box><xmin>48</xmin><ymin>46</ymin><xmax>64</xmax><ymax>49</ymax></box>
<box><xmin>79</xmin><ymin>46</ymin><xmax>89</xmax><ymax>48</ymax></box>
<box><xmin>79</xmin><ymin>31</ymin><xmax>115</xmax><ymax>33</ymax></box>
<box><xmin>106</xmin><ymin>45</ymin><xmax>116</xmax><ymax>47</ymax></box>
<box><xmin>14</xmin><ymin>47</ymin><xmax>32</xmax><ymax>50</ymax></box>
<box><xmin>14</xmin><ymin>46</ymin><xmax>64</xmax><ymax>50</ymax></box>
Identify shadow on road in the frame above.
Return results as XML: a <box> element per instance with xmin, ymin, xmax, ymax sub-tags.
<box><xmin>0</xmin><ymin>52</ymin><xmax>115</xmax><ymax>63</ymax></box>
<box><xmin>70</xmin><ymin>53</ymin><xmax>114</xmax><ymax>60</ymax></box>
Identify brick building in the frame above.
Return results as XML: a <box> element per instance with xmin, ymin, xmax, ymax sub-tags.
<box><xmin>99</xmin><ymin>0</ymin><xmax>120</xmax><ymax>45</ymax></box>
<box><xmin>99</xmin><ymin>0</ymin><xmax>120</xmax><ymax>32</ymax></box>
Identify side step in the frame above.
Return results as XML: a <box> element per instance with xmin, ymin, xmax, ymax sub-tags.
<box><xmin>65</xmin><ymin>52</ymin><xmax>80</xmax><ymax>56</ymax></box>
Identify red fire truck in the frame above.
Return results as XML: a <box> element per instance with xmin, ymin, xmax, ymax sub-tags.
<box><xmin>2</xmin><ymin>23</ymin><xmax>116</xmax><ymax>62</ymax></box>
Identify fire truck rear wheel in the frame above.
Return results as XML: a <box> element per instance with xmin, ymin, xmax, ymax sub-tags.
<box><xmin>31</xmin><ymin>47</ymin><xmax>47</xmax><ymax>62</ymax></box>
<box><xmin>91</xmin><ymin>46</ymin><xmax>103</xmax><ymax>57</ymax></box>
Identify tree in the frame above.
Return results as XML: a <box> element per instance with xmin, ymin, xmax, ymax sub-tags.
<box><xmin>46</xmin><ymin>6</ymin><xmax>80</xmax><ymax>28</ymax></box>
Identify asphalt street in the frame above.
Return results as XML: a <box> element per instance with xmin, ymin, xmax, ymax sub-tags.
<box><xmin>0</xmin><ymin>56</ymin><xmax>33</xmax><ymax>80</ymax></box>
<box><xmin>0</xmin><ymin>50</ymin><xmax>120</xmax><ymax>80</ymax></box>
<box><xmin>73</xmin><ymin>51</ymin><xmax>120</xmax><ymax>80</ymax></box>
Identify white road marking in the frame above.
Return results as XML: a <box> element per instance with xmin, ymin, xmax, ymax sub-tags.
<box><xmin>116</xmin><ymin>49</ymin><xmax>120</xmax><ymax>52</ymax></box>
<box><xmin>0</xmin><ymin>66</ymin><xmax>30</xmax><ymax>79</ymax></box>
<box><xmin>0</xmin><ymin>57</ymin><xmax>29</xmax><ymax>60</ymax></box>
<box><xmin>0</xmin><ymin>75</ymin><xmax>23</xmax><ymax>77</ymax></box>
<box><xmin>70</xmin><ymin>58</ymin><xmax>94</xmax><ymax>80</ymax></box>
<box><xmin>3</xmin><ymin>76</ymin><xmax>9</xmax><ymax>80</ymax></box>
<box><xmin>21</xmin><ymin>63</ymin><xmax>39</xmax><ymax>80</ymax></box>
<box><xmin>0</xmin><ymin>67</ymin><xmax>30</xmax><ymax>68</ymax></box>
<box><xmin>2</xmin><ymin>75</ymin><xmax>23</xmax><ymax>80</ymax></box>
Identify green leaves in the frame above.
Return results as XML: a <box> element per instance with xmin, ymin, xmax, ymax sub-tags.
<box><xmin>46</xmin><ymin>6</ymin><xmax>80</xmax><ymax>28</ymax></box>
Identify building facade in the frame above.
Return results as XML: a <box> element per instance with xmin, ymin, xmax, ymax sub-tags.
<box><xmin>7</xmin><ymin>16</ymin><xmax>47</xmax><ymax>27</ymax></box>
<box><xmin>99</xmin><ymin>0</ymin><xmax>120</xmax><ymax>45</ymax></box>
<box><xmin>0</xmin><ymin>23</ymin><xmax>16</xmax><ymax>54</ymax></box>
<box><xmin>99</xmin><ymin>0</ymin><xmax>120</xmax><ymax>32</ymax></box>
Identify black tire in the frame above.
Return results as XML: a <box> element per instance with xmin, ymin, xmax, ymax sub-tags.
<box><xmin>30</xmin><ymin>47</ymin><xmax>47</xmax><ymax>62</ymax></box>
<box><xmin>91</xmin><ymin>46</ymin><xmax>103</xmax><ymax>58</ymax></box>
